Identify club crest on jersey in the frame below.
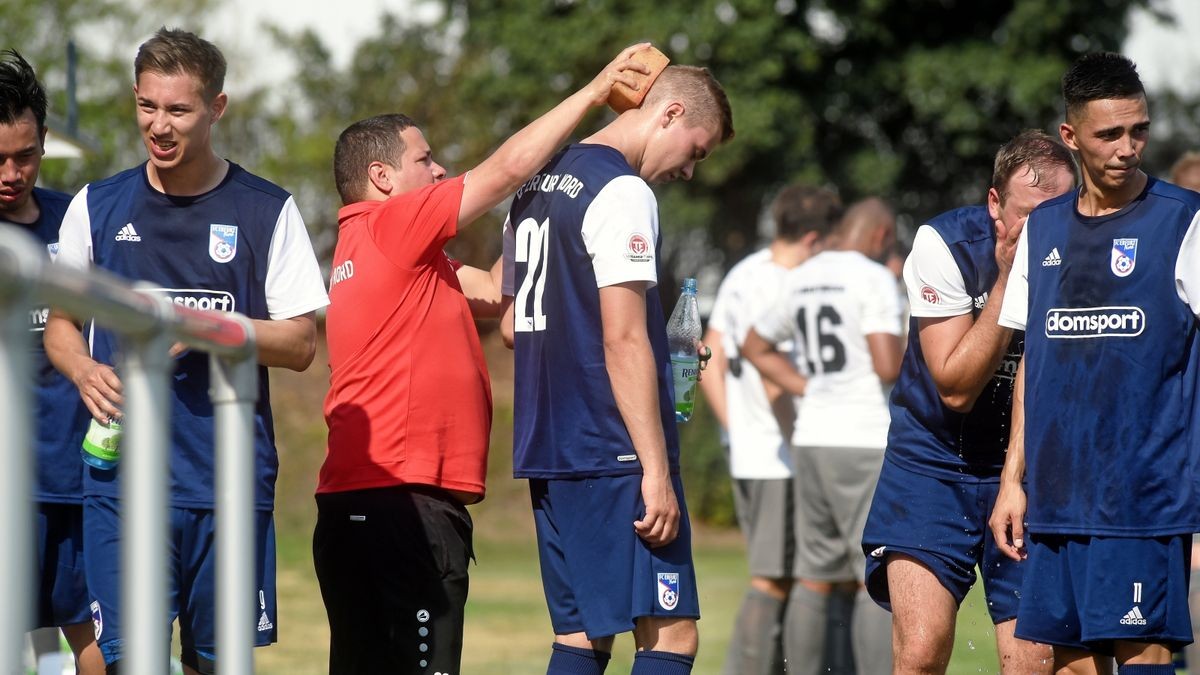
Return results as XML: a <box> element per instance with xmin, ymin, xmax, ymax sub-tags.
<box><xmin>1111</xmin><ymin>238</ymin><xmax>1137</xmax><ymax>277</ymax></box>
<box><xmin>209</xmin><ymin>224</ymin><xmax>238</xmax><ymax>263</ymax></box>
<box><xmin>657</xmin><ymin>572</ymin><xmax>680</xmax><ymax>611</ymax></box>
<box><xmin>46</xmin><ymin>242</ymin><xmax>59</xmax><ymax>260</ymax></box>
<box><xmin>625</xmin><ymin>233</ymin><xmax>653</xmax><ymax>263</ymax></box>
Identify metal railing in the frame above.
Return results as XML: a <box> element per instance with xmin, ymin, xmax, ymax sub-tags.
<box><xmin>0</xmin><ymin>224</ymin><xmax>259</xmax><ymax>675</ymax></box>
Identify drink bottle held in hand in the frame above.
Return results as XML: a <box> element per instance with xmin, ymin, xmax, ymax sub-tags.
<box><xmin>667</xmin><ymin>278</ymin><xmax>702</xmax><ymax>422</ymax></box>
<box><xmin>81</xmin><ymin>417</ymin><xmax>121</xmax><ymax>470</ymax></box>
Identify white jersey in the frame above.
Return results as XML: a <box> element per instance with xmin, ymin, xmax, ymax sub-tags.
<box><xmin>754</xmin><ymin>250</ymin><xmax>902</xmax><ymax>449</ymax></box>
<box><xmin>709</xmin><ymin>249</ymin><xmax>794</xmax><ymax>479</ymax></box>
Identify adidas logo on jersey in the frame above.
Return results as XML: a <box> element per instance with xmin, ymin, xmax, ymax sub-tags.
<box><xmin>114</xmin><ymin>223</ymin><xmax>142</xmax><ymax>242</ymax></box>
<box><xmin>257</xmin><ymin>610</ymin><xmax>274</xmax><ymax>632</ymax></box>
<box><xmin>1120</xmin><ymin>606</ymin><xmax>1147</xmax><ymax>626</ymax></box>
<box><xmin>1042</xmin><ymin>248</ymin><xmax>1062</xmax><ymax>267</ymax></box>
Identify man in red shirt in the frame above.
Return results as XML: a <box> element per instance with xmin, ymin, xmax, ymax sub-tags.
<box><xmin>314</xmin><ymin>45</ymin><xmax>652</xmax><ymax>675</ymax></box>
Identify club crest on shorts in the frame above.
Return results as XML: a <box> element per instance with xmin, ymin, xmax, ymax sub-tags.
<box><xmin>657</xmin><ymin>572</ymin><xmax>680</xmax><ymax>611</ymax></box>
<box><xmin>91</xmin><ymin>601</ymin><xmax>103</xmax><ymax>639</ymax></box>
<box><xmin>1111</xmin><ymin>238</ymin><xmax>1137</xmax><ymax>277</ymax></box>
<box><xmin>209</xmin><ymin>224</ymin><xmax>238</xmax><ymax>263</ymax></box>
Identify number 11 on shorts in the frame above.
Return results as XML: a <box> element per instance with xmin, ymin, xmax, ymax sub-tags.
<box><xmin>1133</xmin><ymin>582</ymin><xmax>1143</xmax><ymax>604</ymax></box>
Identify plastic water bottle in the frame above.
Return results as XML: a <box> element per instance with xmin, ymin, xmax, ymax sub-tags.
<box><xmin>667</xmin><ymin>278</ymin><xmax>702</xmax><ymax>422</ymax></box>
<box><xmin>81</xmin><ymin>417</ymin><xmax>121</xmax><ymax>470</ymax></box>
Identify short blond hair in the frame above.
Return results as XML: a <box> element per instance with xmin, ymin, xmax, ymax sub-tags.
<box><xmin>643</xmin><ymin>65</ymin><xmax>734</xmax><ymax>143</ymax></box>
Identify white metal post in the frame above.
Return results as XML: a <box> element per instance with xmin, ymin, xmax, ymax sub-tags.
<box><xmin>210</xmin><ymin>314</ymin><xmax>258</xmax><ymax>675</ymax></box>
<box><xmin>120</xmin><ymin>293</ymin><xmax>175</xmax><ymax>675</ymax></box>
<box><xmin>0</xmin><ymin>229</ymin><xmax>40</xmax><ymax>675</ymax></box>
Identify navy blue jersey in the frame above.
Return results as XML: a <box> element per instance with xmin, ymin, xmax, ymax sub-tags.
<box><xmin>504</xmin><ymin>144</ymin><xmax>680</xmax><ymax>478</ymax></box>
<box><xmin>56</xmin><ymin>163</ymin><xmax>328</xmax><ymax>510</ymax></box>
<box><xmin>1002</xmin><ymin>178</ymin><xmax>1200</xmax><ymax>536</ymax></box>
<box><xmin>7</xmin><ymin>188</ymin><xmax>92</xmax><ymax>503</ymax></box>
<box><xmin>886</xmin><ymin>206</ymin><xmax>1023</xmax><ymax>482</ymax></box>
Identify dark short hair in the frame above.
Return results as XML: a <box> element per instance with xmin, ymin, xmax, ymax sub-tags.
<box><xmin>1062</xmin><ymin>52</ymin><xmax>1144</xmax><ymax>122</ymax></box>
<box><xmin>770</xmin><ymin>184</ymin><xmax>842</xmax><ymax>242</ymax></box>
<box><xmin>0</xmin><ymin>49</ymin><xmax>47</xmax><ymax>129</ymax></box>
<box><xmin>333</xmin><ymin>113</ymin><xmax>419</xmax><ymax>204</ymax></box>
<box><xmin>135</xmin><ymin>28</ymin><xmax>226</xmax><ymax>102</ymax></box>
<box><xmin>992</xmin><ymin>130</ymin><xmax>1076</xmax><ymax>203</ymax></box>
<box><xmin>643</xmin><ymin>65</ymin><xmax>735</xmax><ymax>143</ymax></box>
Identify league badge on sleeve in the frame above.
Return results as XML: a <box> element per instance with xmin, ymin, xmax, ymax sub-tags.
<box><xmin>625</xmin><ymin>233</ymin><xmax>653</xmax><ymax>263</ymax></box>
<box><xmin>1111</xmin><ymin>238</ymin><xmax>1137</xmax><ymax>278</ymax></box>
<box><xmin>657</xmin><ymin>572</ymin><xmax>680</xmax><ymax>611</ymax></box>
<box><xmin>209</xmin><ymin>224</ymin><xmax>239</xmax><ymax>264</ymax></box>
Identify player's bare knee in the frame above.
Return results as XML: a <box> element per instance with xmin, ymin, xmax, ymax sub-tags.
<box><xmin>556</xmin><ymin>631</ymin><xmax>615</xmax><ymax>653</ymax></box>
<box><xmin>750</xmin><ymin>575</ymin><xmax>791</xmax><ymax>600</ymax></box>
<box><xmin>633</xmin><ymin>616</ymin><xmax>698</xmax><ymax>655</ymax></box>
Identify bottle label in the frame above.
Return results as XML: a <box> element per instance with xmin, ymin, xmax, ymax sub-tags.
<box><xmin>670</xmin><ymin>355</ymin><xmax>700</xmax><ymax>422</ymax></box>
<box><xmin>81</xmin><ymin>419</ymin><xmax>122</xmax><ymax>463</ymax></box>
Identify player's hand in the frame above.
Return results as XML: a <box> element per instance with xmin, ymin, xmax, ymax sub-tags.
<box><xmin>168</xmin><ymin>341</ymin><xmax>190</xmax><ymax>359</ymax></box>
<box><xmin>634</xmin><ymin>472</ymin><xmax>681</xmax><ymax>547</ymax></box>
<box><xmin>579</xmin><ymin>43</ymin><xmax>653</xmax><ymax>108</ymax></box>
<box><xmin>696</xmin><ymin>342</ymin><xmax>712</xmax><ymax>382</ymax></box>
<box><xmin>988</xmin><ymin>480</ymin><xmax>1028</xmax><ymax>561</ymax></box>
<box><xmin>993</xmin><ymin>215</ymin><xmax>1026</xmax><ymax>275</ymax></box>
<box><xmin>74</xmin><ymin>362</ymin><xmax>124</xmax><ymax>423</ymax></box>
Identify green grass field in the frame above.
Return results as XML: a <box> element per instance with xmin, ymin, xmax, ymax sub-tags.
<box><xmin>249</xmin><ymin>331</ymin><xmax>1008</xmax><ymax>673</ymax></box>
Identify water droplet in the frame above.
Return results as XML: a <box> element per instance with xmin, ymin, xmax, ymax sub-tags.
<box><xmin>967</xmin><ymin>639</ymin><xmax>976</xmax><ymax>650</ymax></box>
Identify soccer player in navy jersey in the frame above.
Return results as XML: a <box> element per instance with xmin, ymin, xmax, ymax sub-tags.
<box><xmin>502</xmin><ymin>63</ymin><xmax>733</xmax><ymax>674</ymax></box>
<box><xmin>991</xmin><ymin>53</ymin><xmax>1200</xmax><ymax>675</ymax></box>
<box><xmin>0</xmin><ymin>48</ymin><xmax>104</xmax><ymax>675</ymax></box>
<box><xmin>859</xmin><ymin>130</ymin><xmax>1075</xmax><ymax>674</ymax></box>
<box><xmin>44</xmin><ymin>29</ymin><xmax>329</xmax><ymax>675</ymax></box>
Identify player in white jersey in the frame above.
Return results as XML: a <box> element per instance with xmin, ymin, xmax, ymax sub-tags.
<box><xmin>1172</xmin><ymin>152</ymin><xmax>1200</xmax><ymax>675</ymax></box>
<box><xmin>700</xmin><ymin>184</ymin><xmax>842</xmax><ymax>675</ymax></box>
<box><xmin>743</xmin><ymin>202</ymin><xmax>902</xmax><ymax>675</ymax></box>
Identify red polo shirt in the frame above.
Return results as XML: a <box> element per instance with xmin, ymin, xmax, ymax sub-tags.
<box><xmin>319</xmin><ymin>176</ymin><xmax>492</xmax><ymax>500</ymax></box>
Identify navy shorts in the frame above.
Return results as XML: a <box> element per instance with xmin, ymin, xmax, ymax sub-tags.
<box><xmin>34</xmin><ymin>502</ymin><xmax>90</xmax><ymax>628</ymax></box>
<box><xmin>1015</xmin><ymin>533</ymin><xmax>1192</xmax><ymax>654</ymax></box>
<box><xmin>530</xmin><ymin>473</ymin><xmax>700</xmax><ymax>640</ymax></box>
<box><xmin>861</xmin><ymin>459</ymin><xmax>1023</xmax><ymax>623</ymax></box>
<box><xmin>83</xmin><ymin>496</ymin><xmax>277</xmax><ymax>665</ymax></box>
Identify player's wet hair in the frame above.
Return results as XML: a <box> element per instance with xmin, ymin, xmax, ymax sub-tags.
<box><xmin>992</xmin><ymin>129</ymin><xmax>1076</xmax><ymax>204</ymax></box>
<box><xmin>333</xmin><ymin>113</ymin><xmax>419</xmax><ymax>204</ymax></box>
<box><xmin>643</xmin><ymin>65</ymin><xmax>735</xmax><ymax>143</ymax></box>
<box><xmin>1062</xmin><ymin>52</ymin><xmax>1144</xmax><ymax>123</ymax></box>
<box><xmin>135</xmin><ymin>28</ymin><xmax>227</xmax><ymax>102</ymax></box>
<box><xmin>770</xmin><ymin>184</ymin><xmax>842</xmax><ymax>242</ymax></box>
<box><xmin>0</xmin><ymin>49</ymin><xmax>47</xmax><ymax>130</ymax></box>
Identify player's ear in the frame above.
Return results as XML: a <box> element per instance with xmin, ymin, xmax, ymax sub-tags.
<box><xmin>987</xmin><ymin>187</ymin><xmax>1002</xmax><ymax>222</ymax></box>
<box><xmin>366</xmin><ymin>161</ymin><xmax>392</xmax><ymax>195</ymax></box>
<box><xmin>209</xmin><ymin>92</ymin><xmax>228</xmax><ymax>124</ymax></box>
<box><xmin>661</xmin><ymin>101</ymin><xmax>685</xmax><ymax>128</ymax></box>
<box><xmin>1059</xmin><ymin>121</ymin><xmax>1079</xmax><ymax>152</ymax></box>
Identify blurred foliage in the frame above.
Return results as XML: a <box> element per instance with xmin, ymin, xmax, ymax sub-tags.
<box><xmin>444</xmin><ymin>0</ymin><xmax>1168</xmax><ymax>268</ymax></box>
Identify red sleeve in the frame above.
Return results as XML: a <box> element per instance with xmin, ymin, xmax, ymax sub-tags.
<box><xmin>371</xmin><ymin>176</ymin><xmax>465</xmax><ymax>268</ymax></box>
